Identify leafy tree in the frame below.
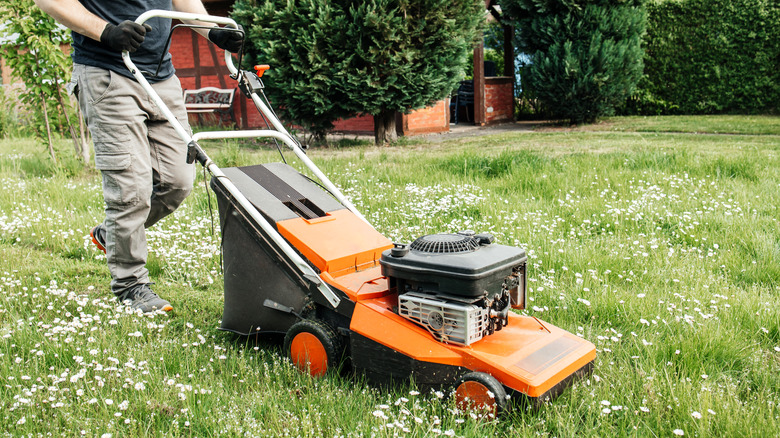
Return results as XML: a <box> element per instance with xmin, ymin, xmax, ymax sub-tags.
<box><xmin>0</xmin><ymin>0</ymin><xmax>90</xmax><ymax>162</ymax></box>
<box><xmin>501</xmin><ymin>0</ymin><xmax>646</xmax><ymax>124</ymax></box>
<box><xmin>233</xmin><ymin>0</ymin><xmax>484</xmax><ymax>144</ymax></box>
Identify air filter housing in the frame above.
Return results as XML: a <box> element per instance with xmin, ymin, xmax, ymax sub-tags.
<box><xmin>380</xmin><ymin>232</ymin><xmax>526</xmax><ymax>298</ymax></box>
<box><xmin>398</xmin><ymin>291</ymin><xmax>488</xmax><ymax>345</ymax></box>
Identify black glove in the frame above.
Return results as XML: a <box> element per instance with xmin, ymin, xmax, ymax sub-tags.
<box><xmin>101</xmin><ymin>20</ymin><xmax>152</xmax><ymax>53</ymax></box>
<box><xmin>208</xmin><ymin>26</ymin><xmax>243</xmax><ymax>53</ymax></box>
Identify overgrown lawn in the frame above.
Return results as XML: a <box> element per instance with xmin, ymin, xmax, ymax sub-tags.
<box><xmin>1</xmin><ymin>116</ymin><xmax>778</xmax><ymax>437</ymax></box>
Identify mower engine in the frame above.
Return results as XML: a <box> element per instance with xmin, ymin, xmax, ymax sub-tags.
<box><xmin>380</xmin><ymin>232</ymin><xmax>527</xmax><ymax>346</ymax></box>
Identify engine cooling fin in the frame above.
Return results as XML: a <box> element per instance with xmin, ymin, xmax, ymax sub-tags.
<box><xmin>409</xmin><ymin>234</ymin><xmax>480</xmax><ymax>254</ymax></box>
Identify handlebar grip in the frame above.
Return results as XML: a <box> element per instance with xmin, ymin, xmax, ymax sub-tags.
<box><xmin>127</xmin><ymin>9</ymin><xmax>240</xmax><ymax>76</ymax></box>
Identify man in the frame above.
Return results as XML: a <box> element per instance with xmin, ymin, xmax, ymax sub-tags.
<box><xmin>35</xmin><ymin>0</ymin><xmax>242</xmax><ymax>312</ymax></box>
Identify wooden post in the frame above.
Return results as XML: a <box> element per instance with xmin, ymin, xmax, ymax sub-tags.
<box><xmin>473</xmin><ymin>40</ymin><xmax>486</xmax><ymax>126</ymax></box>
<box><xmin>503</xmin><ymin>25</ymin><xmax>514</xmax><ymax>77</ymax></box>
<box><xmin>473</xmin><ymin>0</ymin><xmax>492</xmax><ymax>126</ymax></box>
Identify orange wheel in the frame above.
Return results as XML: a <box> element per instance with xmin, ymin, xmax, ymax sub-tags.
<box><xmin>284</xmin><ymin>319</ymin><xmax>343</xmax><ymax>378</ymax></box>
<box><xmin>454</xmin><ymin>372</ymin><xmax>508</xmax><ymax>415</ymax></box>
<box><xmin>290</xmin><ymin>332</ymin><xmax>328</xmax><ymax>377</ymax></box>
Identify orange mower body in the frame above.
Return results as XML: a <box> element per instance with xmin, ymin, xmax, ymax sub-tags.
<box><xmin>210</xmin><ymin>162</ymin><xmax>595</xmax><ymax>411</ymax></box>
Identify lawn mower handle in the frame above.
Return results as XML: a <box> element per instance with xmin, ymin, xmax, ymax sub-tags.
<box><xmin>121</xmin><ymin>10</ymin><xmax>369</xmax><ymax>226</ymax></box>
<box><xmin>130</xmin><ymin>10</ymin><xmax>240</xmax><ymax>75</ymax></box>
<box><xmin>120</xmin><ymin>10</ymin><xmax>343</xmax><ymax>310</ymax></box>
<box><xmin>121</xmin><ymin>10</ymin><xmax>240</xmax><ymax>147</ymax></box>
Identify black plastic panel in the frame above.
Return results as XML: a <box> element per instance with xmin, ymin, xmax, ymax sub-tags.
<box><xmin>209</xmin><ymin>162</ymin><xmax>355</xmax><ymax>335</ymax></box>
<box><xmin>350</xmin><ymin>332</ymin><xmax>465</xmax><ymax>388</ymax></box>
<box><xmin>214</xmin><ymin>194</ymin><xmax>307</xmax><ymax>335</ymax></box>
<box><xmin>220</xmin><ymin>168</ymin><xmax>299</xmax><ymax>223</ymax></box>
<box><xmin>380</xmin><ymin>243</ymin><xmax>527</xmax><ymax>297</ymax></box>
<box><xmin>219</xmin><ymin>163</ymin><xmax>346</xmax><ymax>224</ymax></box>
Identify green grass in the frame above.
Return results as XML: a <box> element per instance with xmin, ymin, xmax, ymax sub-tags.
<box><xmin>589</xmin><ymin>115</ymin><xmax>780</xmax><ymax>136</ymax></box>
<box><xmin>1</xmin><ymin>116</ymin><xmax>779</xmax><ymax>436</ymax></box>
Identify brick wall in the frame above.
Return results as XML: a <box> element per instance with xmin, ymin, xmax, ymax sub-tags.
<box><xmin>1</xmin><ymin>58</ymin><xmax>11</xmax><ymax>86</ymax></box>
<box><xmin>169</xmin><ymin>1</ymin><xmax>268</xmax><ymax>129</ymax></box>
<box><xmin>333</xmin><ymin>99</ymin><xmax>450</xmax><ymax>136</ymax></box>
<box><xmin>399</xmin><ymin>99</ymin><xmax>450</xmax><ymax>135</ymax></box>
<box><xmin>332</xmin><ymin>114</ymin><xmax>375</xmax><ymax>134</ymax></box>
<box><xmin>484</xmin><ymin>77</ymin><xmax>513</xmax><ymax>125</ymax></box>
<box><xmin>170</xmin><ymin>24</ymin><xmax>267</xmax><ymax>128</ymax></box>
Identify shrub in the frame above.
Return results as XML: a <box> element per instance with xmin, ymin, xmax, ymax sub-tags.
<box><xmin>0</xmin><ymin>85</ymin><xmax>24</xmax><ymax>138</ymax></box>
<box><xmin>233</xmin><ymin>0</ymin><xmax>483</xmax><ymax>144</ymax></box>
<box><xmin>502</xmin><ymin>0</ymin><xmax>647</xmax><ymax>124</ymax></box>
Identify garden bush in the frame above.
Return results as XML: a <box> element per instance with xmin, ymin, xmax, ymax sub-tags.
<box><xmin>627</xmin><ymin>0</ymin><xmax>780</xmax><ymax>114</ymax></box>
<box><xmin>501</xmin><ymin>0</ymin><xmax>647</xmax><ymax>124</ymax></box>
<box><xmin>233</xmin><ymin>0</ymin><xmax>483</xmax><ymax>144</ymax></box>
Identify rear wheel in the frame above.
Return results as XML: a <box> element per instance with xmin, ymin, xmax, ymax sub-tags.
<box><xmin>453</xmin><ymin>371</ymin><xmax>508</xmax><ymax>415</ymax></box>
<box><xmin>284</xmin><ymin>319</ymin><xmax>343</xmax><ymax>377</ymax></box>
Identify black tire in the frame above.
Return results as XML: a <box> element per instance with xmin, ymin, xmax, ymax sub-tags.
<box><xmin>453</xmin><ymin>371</ymin><xmax>509</xmax><ymax>415</ymax></box>
<box><xmin>284</xmin><ymin>319</ymin><xmax>344</xmax><ymax>377</ymax></box>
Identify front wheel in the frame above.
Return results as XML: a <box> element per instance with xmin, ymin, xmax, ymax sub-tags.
<box><xmin>284</xmin><ymin>319</ymin><xmax>343</xmax><ymax>378</ymax></box>
<box><xmin>453</xmin><ymin>371</ymin><xmax>509</xmax><ymax>415</ymax></box>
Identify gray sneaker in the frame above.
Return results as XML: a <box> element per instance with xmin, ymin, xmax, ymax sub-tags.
<box><xmin>117</xmin><ymin>284</ymin><xmax>173</xmax><ymax>313</ymax></box>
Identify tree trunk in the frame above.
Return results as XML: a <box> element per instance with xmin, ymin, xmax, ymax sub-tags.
<box><xmin>373</xmin><ymin>109</ymin><xmax>398</xmax><ymax>145</ymax></box>
<box><xmin>54</xmin><ymin>83</ymin><xmax>82</xmax><ymax>160</ymax></box>
<box><xmin>77</xmin><ymin>106</ymin><xmax>91</xmax><ymax>163</ymax></box>
<box><xmin>41</xmin><ymin>92</ymin><xmax>56</xmax><ymax>163</ymax></box>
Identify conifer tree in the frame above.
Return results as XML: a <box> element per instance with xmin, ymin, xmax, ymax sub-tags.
<box><xmin>501</xmin><ymin>0</ymin><xmax>646</xmax><ymax>124</ymax></box>
<box><xmin>233</xmin><ymin>0</ymin><xmax>483</xmax><ymax>144</ymax></box>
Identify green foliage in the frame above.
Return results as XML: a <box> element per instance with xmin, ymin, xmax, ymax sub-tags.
<box><xmin>501</xmin><ymin>0</ymin><xmax>647</xmax><ymax>124</ymax></box>
<box><xmin>627</xmin><ymin>0</ymin><xmax>780</xmax><ymax>115</ymax></box>
<box><xmin>233</xmin><ymin>0</ymin><xmax>483</xmax><ymax>142</ymax></box>
<box><xmin>0</xmin><ymin>0</ymin><xmax>78</xmax><ymax>159</ymax></box>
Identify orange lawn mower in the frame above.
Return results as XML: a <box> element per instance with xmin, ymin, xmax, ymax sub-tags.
<box><xmin>127</xmin><ymin>10</ymin><xmax>596</xmax><ymax>414</ymax></box>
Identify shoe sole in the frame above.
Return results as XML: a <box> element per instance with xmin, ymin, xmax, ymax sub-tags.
<box><xmin>90</xmin><ymin>226</ymin><xmax>106</xmax><ymax>254</ymax></box>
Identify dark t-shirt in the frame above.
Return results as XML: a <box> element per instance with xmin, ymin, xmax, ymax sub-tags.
<box><xmin>72</xmin><ymin>0</ymin><xmax>175</xmax><ymax>82</ymax></box>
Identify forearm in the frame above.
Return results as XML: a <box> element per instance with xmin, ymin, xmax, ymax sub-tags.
<box><xmin>172</xmin><ymin>0</ymin><xmax>215</xmax><ymax>38</ymax></box>
<box><xmin>34</xmin><ymin>0</ymin><xmax>107</xmax><ymax>41</ymax></box>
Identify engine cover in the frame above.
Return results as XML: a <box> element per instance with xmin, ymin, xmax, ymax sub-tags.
<box><xmin>380</xmin><ymin>233</ymin><xmax>527</xmax><ymax>298</ymax></box>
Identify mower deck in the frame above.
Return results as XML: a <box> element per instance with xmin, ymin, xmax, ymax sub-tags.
<box><xmin>348</xmin><ymin>282</ymin><xmax>595</xmax><ymax>400</ymax></box>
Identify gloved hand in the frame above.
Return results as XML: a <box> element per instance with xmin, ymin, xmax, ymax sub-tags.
<box><xmin>208</xmin><ymin>26</ymin><xmax>243</xmax><ymax>53</ymax></box>
<box><xmin>101</xmin><ymin>20</ymin><xmax>153</xmax><ymax>53</ymax></box>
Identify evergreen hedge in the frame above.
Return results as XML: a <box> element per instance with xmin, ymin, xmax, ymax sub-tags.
<box><xmin>232</xmin><ymin>0</ymin><xmax>483</xmax><ymax>143</ymax></box>
<box><xmin>501</xmin><ymin>0</ymin><xmax>647</xmax><ymax>124</ymax></box>
<box><xmin>628</xmin><ymin>0</ymin><xmax>780</xmax><ymax>115</ymax></box>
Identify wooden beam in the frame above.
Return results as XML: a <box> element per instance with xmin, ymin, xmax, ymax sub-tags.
<box><xmin>190</xmin><ymin>31</ymin><xmax>201</xmax><ymax>88</ymax></box>
<box><xmin>207</xmin><ymin>42</ymin><xmax>228</xmax><ymax>89</ymax></box>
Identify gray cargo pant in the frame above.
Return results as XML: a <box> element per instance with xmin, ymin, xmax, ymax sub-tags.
<box><xmin>72</xmin><ymin>64</ymin><xmax>195</xmax><ymax>296</ymax></box>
